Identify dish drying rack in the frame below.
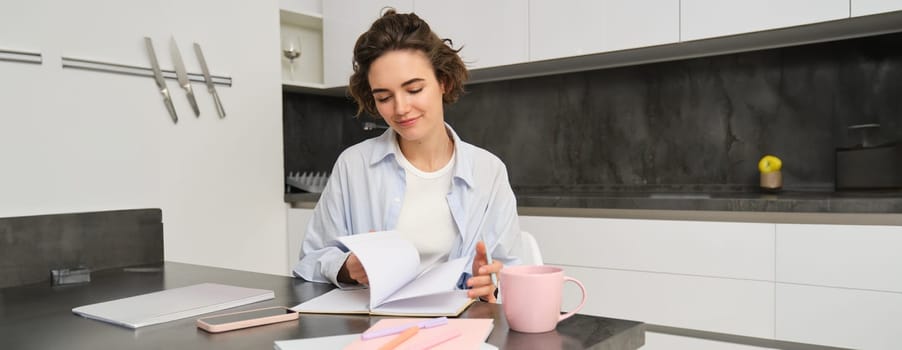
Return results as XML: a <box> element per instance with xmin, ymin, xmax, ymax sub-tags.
<box><xmin>286</xmin><ymin>172</ymin><xmax>330</xmax><ymax>193</ymax></box>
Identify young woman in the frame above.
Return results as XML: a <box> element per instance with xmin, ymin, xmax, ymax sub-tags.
<box><xmin>293</xmin><ymin>9</ymin><xmax>521</xmax><ymax>302</ymax></box>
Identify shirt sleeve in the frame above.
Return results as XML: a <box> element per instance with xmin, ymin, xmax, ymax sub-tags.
<box><xmin>291</xmin><ymin>158</ymin><xmax>358</xmax><ymax>288</ymax></box>
<box><xmin>485</xmin><ymin>163</ymin><xmax>523</xmax><ymax>267</ymax></box>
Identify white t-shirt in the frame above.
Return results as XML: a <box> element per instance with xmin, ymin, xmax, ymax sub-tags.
<box><xmin>393</xmin><ymin>139</ymin><xmax>459</xmax><ymax>274</ymax></box>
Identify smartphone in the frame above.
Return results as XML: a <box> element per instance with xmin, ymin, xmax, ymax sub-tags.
<box><xmin>196</xmin><ymin>306</ymin><xmax>299</xmax><ymax>333</ymax></box>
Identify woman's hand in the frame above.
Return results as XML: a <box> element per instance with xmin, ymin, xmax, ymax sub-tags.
<box><xmin>467</xmin><ymin>241</ymin><xmax>502</xmax><ymax>303</ymax></box>
<box><xmin>338</xmin><ymin>253</ymin><xmax>369</xmax><ymax>285</ymax></box>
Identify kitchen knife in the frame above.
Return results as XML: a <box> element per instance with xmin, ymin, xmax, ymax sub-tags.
<box><xmin>170</xmin><ymin>36</ymin><xmax>200</xmax><ymax>117</ymax></box>
<box><xmin>144</xmin><ymin>37</ymin><xmax>178</xmax><ymax>124</ymax></box>
<box><xmin>193</xmin><ymin>43</ymin><xmax>226</xmax><ymax>118</ymax></box>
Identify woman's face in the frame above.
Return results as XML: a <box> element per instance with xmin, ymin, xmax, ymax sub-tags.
<box><xmin>368</xmin><ymin>49</ymin><xmax>446</xmax><ymax>144</ymax></box>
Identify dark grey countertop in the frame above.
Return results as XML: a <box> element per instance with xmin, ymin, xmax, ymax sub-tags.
<box><xmin>285</xmin><ymin>184</ymin><xmax>902</xmax><ymax>214</ymax></box>
<box><xmin>285</xmin><ymin>184</ymin><xmax>902</xmax><ymax>225</ymax></box>
<box><xmin>513</xmin><ymin>187</ymin><xmax>902</xmax><ymax>214</ymax></box>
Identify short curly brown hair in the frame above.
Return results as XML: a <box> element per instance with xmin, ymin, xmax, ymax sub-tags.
<box><xmin>348</xmin><ymin>9</ymin><xmax>469</xmax><ymax>118</ymax></box>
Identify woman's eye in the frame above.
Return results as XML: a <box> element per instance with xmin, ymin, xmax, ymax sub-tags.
<box><xmin>408</xmin><ymin>88</ymin><xmax>423</xmax><ymax>94</ymax></box>
<box><xmin>376</xmin><ymin>96</ymin><xmax>392</xmax><ymax>103</ymax></box>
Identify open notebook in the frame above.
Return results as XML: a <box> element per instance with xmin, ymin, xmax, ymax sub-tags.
<box><xmin>292</xmin><ymin>231</ymin><xmax>474</xmax><ymax>317</ymax></box>
<box><xmin>72</xmin><ymin>283</ymin><xmax>274</xmax><ymax>328</ymax></box>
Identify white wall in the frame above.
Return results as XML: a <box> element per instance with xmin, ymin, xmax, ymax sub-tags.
<box><xmin>0</xmin><ymin>0</ymin><xmax>288</xmax><ymax>276</ymax></box>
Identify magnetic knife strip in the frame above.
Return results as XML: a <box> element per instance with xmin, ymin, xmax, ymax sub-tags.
<box><xmin>60</xmin><ymin>56</ymin><xmax>231</xmax><ymax>86</ymax></box>
<box><xmin>61</xmin><ymin>37</ymin><xmax>230</xmax><ymax>123</ymax></box>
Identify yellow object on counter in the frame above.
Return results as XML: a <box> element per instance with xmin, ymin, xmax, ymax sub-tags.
<box><xmin>758</xmin><ymin>155</ymin><xmax>782</xmax><ymax>173</ymax></box>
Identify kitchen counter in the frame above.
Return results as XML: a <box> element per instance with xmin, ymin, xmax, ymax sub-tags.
<box><xmin>285</xmin><ymin>185</ymin><xmax>902</xmax><ymax>225</ymax></box>
<box><xmin>513</xmin><ymin>185</ymin><xmax>902</xmax><ymax>213</ymax></box>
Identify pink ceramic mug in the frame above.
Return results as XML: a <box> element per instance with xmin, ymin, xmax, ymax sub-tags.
<box><xmin>500</xmin><ymin>265</ymin><xmax>587</xmax><ymax>333</ymax></box>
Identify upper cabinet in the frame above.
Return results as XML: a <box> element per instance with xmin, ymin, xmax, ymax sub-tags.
<box><xmin>680</xmin><ymin>0</ymin><xmax>850</xmax><ymax>41</ymax></box>
<box><xmin>529</xmin><ymin>0</ymin><xmax>679</xmax><ymax>62</ymax></box>
<box><xmin>414</xmin><ymin>1</ymin><xmax>529</xmax><ymax>70</ymax></box>
<box><xmin>851</xmin><ymin>0</ymin><xmax>902</xmax><ymax>17</ymax></box>
<box><xmin>300</xmin><ymin>0</ymin><xmax>902</xmax><ymax>90</ymax></box>
<box><xmin>322</xmin><ymin>0</ymin><xmax>413</xmax><ymax>88</ymax></box>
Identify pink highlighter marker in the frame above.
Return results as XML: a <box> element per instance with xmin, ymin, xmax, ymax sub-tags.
<box><xmin>361</xmin><ymin>317</ymin><xmax>448</xmax><ymax>340</ymax></box>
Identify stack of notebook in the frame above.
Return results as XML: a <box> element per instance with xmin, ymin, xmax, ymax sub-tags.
<box><xmin>72</xmin><ymin>283</ymin><xmax>274</xmax><ymax>328</ymax></box>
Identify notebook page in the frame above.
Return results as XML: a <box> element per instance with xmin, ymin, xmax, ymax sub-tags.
<box><xmin>380</xmin><ymin>257</ymin><xmax>468</xmax><ymax>305</ymax></box>
<box><xmin>291</xmin><ymin>288</ymin><xmax>369</xmax><ymax>314</ymax></box>
<box><xmin>372</xmin><ymin>290</ymin><xmax>473</xmax><ymax>317</ymax></box>
<box><xmin>274</xmin><ymin>333</ymin><xmax>358</xmax><ymax>350</ymax></box>
<box><xmin>338</xmin><ymin>231</ymin><xmax>419</xmax><ymax>308</ymax></box>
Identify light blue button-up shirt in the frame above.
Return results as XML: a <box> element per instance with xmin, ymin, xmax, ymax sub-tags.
<box><xmin>292</xmin><ymin>124</ymin><xmax>522</xmax><ymax>287</ymax></box>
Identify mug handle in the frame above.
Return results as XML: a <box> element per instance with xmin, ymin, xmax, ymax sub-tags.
<box><xmin>558</xmin><ymin>277</ymin><xmax>587</xmax><ymax>322</ymax></box>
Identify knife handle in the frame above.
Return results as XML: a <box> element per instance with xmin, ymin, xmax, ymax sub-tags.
<box><xmin>187</xmin><ymin>89</ymin><xmax>200</xmax><ymax>117</ymax></box>
<box><xmin>164</xmin><ymin>98</ymin><xmax>179</xmax><ymax>124</ymax></box>
<box><xmin>158</xmin><ymin>88</ymin><xmax>179</xmax><ymax>124</ymax></box>
<box><xmin>211</xmin><ymin>89</ymin><xmax>226</xmax><ymax>118</ymax></box>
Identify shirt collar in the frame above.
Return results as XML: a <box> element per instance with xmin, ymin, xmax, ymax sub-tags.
<box><xmin>368</xmin><ymin>123</ymin><xmax>475</xmax><ymax>189</ymax></box>
<box><xmin>369</xmin><ymin>127</ymin><xmax>396</xmax><ymax>166</ymax></box>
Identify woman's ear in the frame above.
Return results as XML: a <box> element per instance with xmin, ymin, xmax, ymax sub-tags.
<box><xmin>438</xmin><ymin>76</ymin><xmax>449</xmax><ymax>96</ymax></box>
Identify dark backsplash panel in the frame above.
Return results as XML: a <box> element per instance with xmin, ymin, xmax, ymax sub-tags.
<box><xmin>282</xmin><ymin>92</ymin><xmax>382</xmax><ymax>180</ymax></box>
<box><xmin>0</xmin><ymin>209</ymin><xmax>163</xmax><ymax>288</ymax></box>
<box><xmin>283</xmin><ymin>32</ymin><xmax>902</xmax><ymax>190</ymax></box>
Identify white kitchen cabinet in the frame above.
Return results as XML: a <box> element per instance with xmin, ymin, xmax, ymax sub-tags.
<box><xmin>322</xmin><ymin>0</ymin><xmax>414</xmax><ymax>87</ymax></box>
<box><xmin>519</xmin><ymin>216</ymin><xmax>774</xmax><ymax>280</ymax></box>
<box><xmin>313</xmin><ymin>0</ymin><xmax>900</xmax><ymax>89</ymax></box>
<box><xmin>776</xmin><ymin>283</ymin><xmax>902</xmax><ymax>350</ymax></box>
<box><xmin>529</xmin><ymin>0</ymin><xmax>679</xmax><ymax>62</ymax></box>
<box><xmin>852</xmin><ymin>0</ymin><xmax>902</xmax><ymax>16</ymax></box>
<box><xmin>520</xmin><ymin>213</ymin><xmax>902</xmax><ymax>348</ymax></box>
<box><xmin>286</xmin><ymin>207</ymin><xmax>314</xmax><ymax>274</ymax></box>
<box><xmin>776</xmin><ymin>223</ymin><xmax>902</xmax><ymax>292</ymax></box>
<box><xmin>520</xmin><ymin>215</ymin><xmax>776</xmax><ymax>338</ymax></box>
<box><xmin>680</xmin><ymin>0</ymin><xmax>849</xmax><ymax>42</ymax></box>
<box><xmin>413</xmin><ymin>0</ymin><xmax>529</xmax><ymax>69</ymax></box>
<box><xmin>561</xmin><ymin>265</ymin><xmax>775</xmax><ymax>338</ymax></box>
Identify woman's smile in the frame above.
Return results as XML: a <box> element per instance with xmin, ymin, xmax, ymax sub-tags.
<box><xmin>395</xmin><ymin>116</ymin><xmax>420</xmax><ymax>128</ymax></box>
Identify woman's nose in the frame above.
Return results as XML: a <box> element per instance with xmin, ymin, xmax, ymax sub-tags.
<box><xmin>394</xmin><ymin>94</ymin><xmax>410</xmax><ymax>116</ymax></box>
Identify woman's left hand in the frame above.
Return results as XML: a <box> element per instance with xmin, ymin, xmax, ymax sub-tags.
<box><xmin>467</xmin><ymin>241</ymin><xmax>503</xmax><ymax>303</ymax></box>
